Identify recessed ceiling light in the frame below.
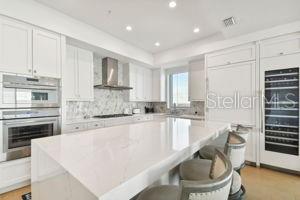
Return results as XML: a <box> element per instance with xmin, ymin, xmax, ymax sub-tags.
<box><xmin>193</xmin><ymin>27</ymin><xmax>200</xmax><ymax>33</ymax></box>
<box><xmin>126</xmin><ymin>26</ymin><xmax>132</xmax><ymax>31</ymax></box>
<box><xmin>155</xmin><ymin>42</ymin><xmax>160</xmax><ymax>47</ymax></box>
<box><xmin>169</xmin><ymin>1</ymin><xmax>177</xmax><ymax>8</ymax></box>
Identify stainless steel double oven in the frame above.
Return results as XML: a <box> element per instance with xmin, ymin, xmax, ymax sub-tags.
<box><xmin>0</xmin><ymin>74</ymin><xmax>61</xmax><ymax>161</ymax></box>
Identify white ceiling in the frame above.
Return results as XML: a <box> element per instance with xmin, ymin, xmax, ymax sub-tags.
<box><xmin>35</xmin><ymin>0</ymin><xmax>300</xmax><ymax>53</ymax></box>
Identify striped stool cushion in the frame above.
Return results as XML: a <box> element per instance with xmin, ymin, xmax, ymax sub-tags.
<box><xmin>199</xmin><ymin>145</ymin><xmax>224</xmax><ymax>160</ymax></box>
<box><xmin>137</xmin><ymin>185</ymin><xmax>179</xmax><ymax>200</ymax></box>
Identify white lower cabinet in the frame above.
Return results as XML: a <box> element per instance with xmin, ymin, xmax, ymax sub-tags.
<box><xmin>0</xmin><ymin>158</ymin><xmax>30</xmax><ymax>193</ymax></box>
<box><xmin>64</xmin><ymin>45</ymin><xmax>94</xmax><ymax>101</ymax></box>
<box><xmin>63</xmin><ymin>115</ymin><xmax>156</xmax><ymax>134</ymax></box>
<box><xmin>63</xmin><ymin>123</ymin><xmax>88</xmax><ymax>133</ymax></box>
<box><xmin>87</xmin><ymin>121</ymin><xmax>105</xmax><ymax>130</ymax></box>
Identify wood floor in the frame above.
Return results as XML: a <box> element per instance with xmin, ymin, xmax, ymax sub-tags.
<box><xmin>0</xmin><ymin>166</ymin><xmax>299</xmax><ymax>200</ymax></box>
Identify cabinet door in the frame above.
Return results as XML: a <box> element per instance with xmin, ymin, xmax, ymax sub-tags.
<box><xmin>77</xmin><ymin>48</ymin><xmax>94</xmax><ymax>100</ymax></box>
<box><xmin>136</xmin><ymin>66</ymin><xmax>144</xmax><ymax>101</ymax></box>
<box><xmin>129</xmin><ymin>64</ymin><xmax>137</xmax><ymax>101</ymax></box>
<box><xmin>152</xmin><ymin>68</ymin><xmax>166</xmax><ymax>102</ymax></box>
<box><xmin>206</xmin><ymin>44</ymin><xmax>255</xmax><ymax>68</ymax></box>
<box><xmin>64</xmin><ymin>45</ymin><xmax>78</xmax><ymax>100</ymax></box>
<box><xmin>207</xmin><ymin>61</ymin><xmax>256</xmax><ymax>126</ymax></box>
<box><xmin>33</xmin><ymin>29</ymin><xmax>61</xmax><ymax>78</ymax></box>
<box><xmin>144</xmin><ymin>68</ymin><xmax>152</xmax><ymax>101</ymax></box>
<box><xmin>260</xmin><ymin>33</ymin><xmax>300</xmax><ymax>59</ymax></box>
<box><xmin>0</xmin><ymin>17</ymin><xmax>32</xmax><ymax>75</ymax></box>
<box><xmin>189</xmin><ymin>60</ymin><xmax>205</xmax><ymax>101</ymax></box>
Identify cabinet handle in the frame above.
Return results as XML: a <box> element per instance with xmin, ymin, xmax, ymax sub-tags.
<box><xmin>75</xmin><ymin>127</ymin><xmax>79</xmax><ymax>129</ymax></box>
<box><xmin>279</xmin><ymin>52</ymin><xmax>284</xmax><ymax>56</ymax></box>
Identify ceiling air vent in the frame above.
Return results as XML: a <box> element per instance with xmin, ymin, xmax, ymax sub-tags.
<box><xmin>223</xmin><ymin>17</ymin><xmax>236</xmax><ymax>27</ymax></box>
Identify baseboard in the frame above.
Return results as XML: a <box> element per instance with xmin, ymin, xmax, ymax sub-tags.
<box><xmin>0</xmin><ymin>180</ymin><xmax>30</xmax><ymax>194</ymax></box>
<box><xmin>260</xmin><ymin>163</ymin><xmax>300</xmax><ymax>176</ymax></box>
<box><xmin>245</xmin><ymin>160</ymin><xmax>256</xmax><ymax>167</ymax></box>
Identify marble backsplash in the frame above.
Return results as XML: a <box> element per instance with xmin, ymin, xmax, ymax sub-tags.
<box><xmin>153</xmin><ymin>101</ymin><xmax>205</xmax><ymax>116</ymax></box>
<box><xmin>66</xmin><ymin>54</ymin><xmax>205</xmax><ymax>119</ymax></box>
<box><xmin>66</xmin><ymin>89</ymin><xmax>152</xmax><ymax>120</ymax></box>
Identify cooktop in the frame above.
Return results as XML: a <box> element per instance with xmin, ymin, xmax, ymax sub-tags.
<box><xmin>93</xmin><ymin>114</ymin><xmax>133</xmax><ymax>119</ymax></box>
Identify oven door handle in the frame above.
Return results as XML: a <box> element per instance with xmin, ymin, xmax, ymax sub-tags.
<box><xmin>3</xmin><ymin>83</ymin><xmax>58</xmax><ymax>91</ymax></box>
<box><xmin>3</xmin><ymin>118</ymin><xmax>58</xmax><ymax>125</ymax></box>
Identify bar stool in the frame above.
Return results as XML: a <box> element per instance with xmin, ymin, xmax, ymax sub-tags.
<box><xmin>199</xmin><ymin>124</ymin><xmax>250</xmax><ymax>164</ymax></box>
<box><xmin>137</xmin><ymin>150</ymin><xmax>233</xmax><ymax>200</ymax></box>
<box><xmin>179</xmin><ymin>133</ymin><xmax>246</xmax><ymax>200</ymax></box>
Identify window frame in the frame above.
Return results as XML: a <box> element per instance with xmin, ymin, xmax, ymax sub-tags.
<box><xmin>166</xmin><ymin>66</ymin><xmax>190</xmax><ymax>108</ymax></box>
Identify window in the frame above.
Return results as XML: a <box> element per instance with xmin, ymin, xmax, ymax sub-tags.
<box><xmin>169</xmin><ymin>72</ymin><xmax>190</xmax><ymax>107</ymax></box>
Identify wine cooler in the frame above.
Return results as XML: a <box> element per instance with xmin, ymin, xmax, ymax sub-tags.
<box><xmin>264</xmin><ymin>68</ymin><xmax>299</xmax><ymax>156</ymax></box>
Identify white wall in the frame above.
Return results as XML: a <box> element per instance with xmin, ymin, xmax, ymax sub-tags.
<box><xmin>0</xmin><ymin>0</ymin><xmax>154</xmax><ymax>66</ymax></box>
<box><xmin>154</xmin><ymin>20</ymin><xmax>300</xmax><ymax>65</ymax></box>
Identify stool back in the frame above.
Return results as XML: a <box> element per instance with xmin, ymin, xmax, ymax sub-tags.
<box><xmin>178</xmin><ymin>150</ymin><xmax>233</xmax><ymax>200</ymax></box>
<box><xmin>235</xmin><ymin>124</ymin><xmax>250</xmax><ymax>142</ymax></box>
<box><xmin>224</xmin><ymin>132</ymin><xmax>246</xmax><ymax>170</ymax></box>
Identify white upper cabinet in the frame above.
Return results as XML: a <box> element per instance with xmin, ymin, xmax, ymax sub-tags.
<box><xmin>124</xmin><ymin>63</ymin><xmax>153</xmax><ymax>102</ymax></box>
<box><xmin>152</xmin><ymin>68</ymin><xmax>166</xmax><ymax>102</ymax></box>
<box><xmin>0</xmin><ymin>16</ymin><xmax>62</xmax><ymax>78</ymax></box>
<box><xmin>143</xmin><ymin>68</ymin><xmax>152</xmax><ymax>101</ymax></box>
<box><xmin>260</xmin><ymin>33</ymin><xmax>300</xmax><ymax>59</ymax></box>
<box><xmin>206</xmin><ymin>44</ymin><xmax>255</xmax><ymax>68</ymax></box>
<box><xmin>64</xmin><ymin>45</ymin><xmax>93</xmax><ymax>101</ymax></box>
<box><xmin>189</xmin><ymin>60</ymin><xmax>205</xmax><ymax>101</ymax></box>
<box><xmin>77</xmin><ymin>48</ymin><xmax>94</xmax><ymax>100</ymax></box>
<box><xmin>33</xmin><ymin>29</ymin><xmax>61</xmax><ymax>78</ymax></box>
<box><xmin>65</xmin><ymin>45</ymin><xmax>77</xmax><ymax>99</ymax></box>
<box><xmin>0</xmin><ymin>17</ymin><xmax>32</xmax><ymax>75</ymax></box>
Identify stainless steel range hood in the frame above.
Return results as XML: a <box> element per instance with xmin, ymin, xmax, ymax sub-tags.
<box><xmin>94</xmin><ymin>57</ymin><xmax>133</xmax><ymax>90</ymax></box>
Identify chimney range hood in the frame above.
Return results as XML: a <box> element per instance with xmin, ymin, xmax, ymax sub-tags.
<box><xmin>94</xmin><ymin>57</ymin><xmax>133</xmax><ymax>90</ymax></box>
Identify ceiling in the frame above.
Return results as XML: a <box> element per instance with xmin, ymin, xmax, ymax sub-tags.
<box><xmin>35</xmin><ymin>0</ymin><xmax>300</xmax><ymax>53</ymax></box>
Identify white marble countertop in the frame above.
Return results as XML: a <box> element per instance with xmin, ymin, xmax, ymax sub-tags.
<box><xmin>32</xmin><ymin>117</ymin><xmax>229</xmax><ymax>200</ymax></box>
<box><xmin>64</xmin><ymin>113</ymin><xmax>166</xmax><ymax>124</ymax></box>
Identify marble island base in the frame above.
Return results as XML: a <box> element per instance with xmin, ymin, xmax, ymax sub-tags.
<box><xmin>31</xmin><ymin>117</ymin><xmax>230</xmax><ymax>200</ymax></box>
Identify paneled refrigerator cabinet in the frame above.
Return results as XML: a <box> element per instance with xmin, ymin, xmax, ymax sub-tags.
<box><xmin>260</xmin><ymin>53</ymin><xmax>300</xmax><ymax>172</ymax></box>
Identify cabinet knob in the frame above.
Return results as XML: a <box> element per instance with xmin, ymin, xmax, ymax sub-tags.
<box><xmin>34</xmin><ymin>70</ymin><xmax>37</xmax><ymax>73</ymax></box>
<box><xmin>279</xmin><ymin>52</ymin><xmax>284</xmax><ymax>55</ymax></box>
<box><xmin>28</xmin><ymin>69</ymin><xmax>32</xmax><ymax>73</ymax></box>
<box><xmin>75</xmin><ymin>127</ymin><xmax>79</xmax><ymax>129</ymax></box>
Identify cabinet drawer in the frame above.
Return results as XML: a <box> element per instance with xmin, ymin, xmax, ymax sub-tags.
<box><xmin>87</xmin><ymin>121</ymin><xmax>104</xmax><ymax>130</ymax></box>
<box><xmin>133</xmin><ymin>115</ymin><xmax>153</xmax><ymax>122</ymax></box>
<box><xmin>206</xmin><ymin>44</ymin><xmax>255</xmax><ymax>68</ymax></box>
<box><xmin>0</xmin><ymin>158</ymin><xmax>30</xmax><ymax>189</ymax></box>
<box><xmin>63</xmin><ymin>123</ymin><xmax>87</xmax><ymax>133</ymax></box>
<box><xmin>260</xmin><ymin>33</ymin><xmax>300</xmax><ymax>59</ymax></box>
<box><xmin>104</xmin><ymin>118</ymin><xmax>133</xmax><ymax>127</ymax></box>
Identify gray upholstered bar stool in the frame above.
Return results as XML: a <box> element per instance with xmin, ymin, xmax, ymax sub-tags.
<box><xmin>137</xmin><ymin>150</ymin><xmax>233</xmax><ymax>200</ymax></box>
<box><xmin>199</xmin><ymin>125</ymin><xmax>250</xmax><ymax>168</ymax></box>
<box><xmin>179</xmin><ymin>133</ymin><xmax>246</xmax><ymax>200</ymax></box>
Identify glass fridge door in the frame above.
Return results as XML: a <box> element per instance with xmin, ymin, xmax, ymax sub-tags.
<box><xmin>264</xmin><ymin>67</ymin><xmax>299</xmax><ymax>155</ymax></box>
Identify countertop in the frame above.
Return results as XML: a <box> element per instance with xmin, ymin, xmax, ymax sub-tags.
<box><xmin>31</xmin><ymin>117</ymin><xmax>229</xmax><ymax>200</ymax></box>
<box><xmin>64</xmin><ymin>113</ymin><xmax>166</xmax><ymax>124</ymax></box>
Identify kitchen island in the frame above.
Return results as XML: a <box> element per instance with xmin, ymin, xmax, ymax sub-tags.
<box><xmin>31</xmin><ymin>117</ymin><xmax>230</xmax><ymax>200</ymax></box>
